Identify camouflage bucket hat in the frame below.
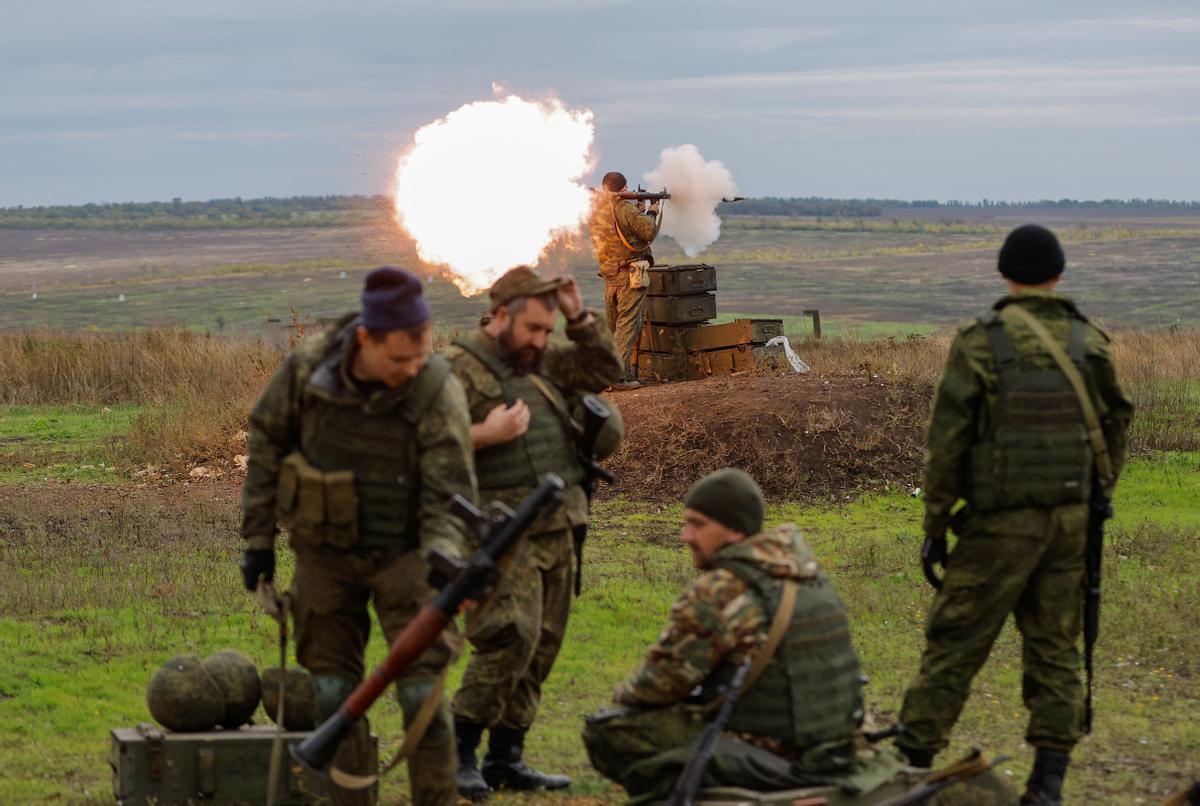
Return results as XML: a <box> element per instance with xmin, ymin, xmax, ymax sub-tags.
<box><xmin>488</xmin><ymin>266</ymin><xmax>567</xmax><ymax>312</ymax></box>
<box><xmin>202</xmin><ymin>649</ymin><xmax>262</xmax><ymax>729</ymax></box>
<box><xmin>261</xmin><ymin>666</ymin><xmax>317</xmax><ymax>731</ymax></box>
<box><xmin>146</xmin><ymin>654</ymin><xmax>224</xmax><ymax>732</ymax></box>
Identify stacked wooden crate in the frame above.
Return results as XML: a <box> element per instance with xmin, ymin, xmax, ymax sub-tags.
<box><xmin>635</xmin><ymin>264</ymin><xmax>786</xmax><ymax>381</ymax></box>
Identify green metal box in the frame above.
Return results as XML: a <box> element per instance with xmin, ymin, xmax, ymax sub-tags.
<box><xmin>645</xmin><ymin>293</ymin><xmax>716</xmax><ymax>325</ymax></box>
<box><xmin>647</xmin><ymin>264</ymin><xmax>717</xmax><ymax>296</ymax></box>
<box><xmin>110</xmin><ymin>722</ymin><xmax>376</xmax><ymax>805</ymax></box>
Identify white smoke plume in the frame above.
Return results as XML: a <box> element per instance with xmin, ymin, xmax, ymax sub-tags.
<box><xmin>643</xmin><ymin>144</ymin><xmax>738</xmax><ymax>256</ymax></box>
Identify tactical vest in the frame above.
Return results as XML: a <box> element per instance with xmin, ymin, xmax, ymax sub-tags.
<box><xmin>702</xmin><ymin>555</ymin><xmax>864</xmax><ymax>749</ymax></box>
<box><xmin>452</xmin><ymin>333</ymin><xmax>585</xmax><ymax>491</ymax></box>
<box><xmin>968</xmin><ymin>309</ymin><xmax>1093</xmax><ymax>511</ymax></box>
<box><xmin>277</xmin><ymin>329</ymin><xmax>451</xmax><ymax>552</ymax></box>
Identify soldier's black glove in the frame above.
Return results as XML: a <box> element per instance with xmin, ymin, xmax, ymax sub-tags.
<box><xmin>241</xmin><ymin>549</ymin><xmax>275</xmax><ymax>591</ymax></box>
<box><xmin>921</xmin><ymin>536</ymin><xmax>948</xmax><ymax>590</ymax></box>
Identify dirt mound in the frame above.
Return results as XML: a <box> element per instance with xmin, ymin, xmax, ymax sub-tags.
<box><xmin>604</xmin><ymin>372</ymin><xmax>930</xmax><ymax>502</ymax></box>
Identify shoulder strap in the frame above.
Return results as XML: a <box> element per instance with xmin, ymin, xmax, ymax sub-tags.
<box><xmin>400</xmin><ymin>354</ymin><xmax>451</xmax><ymax>425</ymax></box>
<box><xmin>452</xmin><ymin>333</ymin><xmax>513</xmax><ymax>380</ymax></box>
<box><xmin>526</xmin><ymin>373</ymin><xmax>583</xmax><ymax>438</ymax></box>
<box><xmin>1002</xmin><ymin>305</ymin><xmax>1113</xmax><ymax>484</ymax></box>
<box><xmin>706</xmin><ymin>579</ymin><xmax>797</xmax><ymax>712</ymax></box>
<box><xmin>609</xmin><ymin>196</ymin><xmax>640</xmax><ymax>253</ymax></box>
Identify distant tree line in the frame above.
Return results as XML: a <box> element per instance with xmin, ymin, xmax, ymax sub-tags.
<box><xmin>2</xmin><ymin>194</ymin><xmax>1197</xmax><ymax>230</ymax></box>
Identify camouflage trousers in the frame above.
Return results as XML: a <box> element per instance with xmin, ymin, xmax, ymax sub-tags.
<box><xmin>603</xmin><ymin>269</ymin><xmax>647</xmax><ymax>380</ymax></box>
<box><xmin>451</xmin><ymin>528</ymin><xmax>574</xmax><ymax>730</ymax></box>
<box><xmin>899</xmin><ymin>504</ymin><xmax>1089</xmax><ymax>757</ymax></box>
<box><xmin>581</xmin><ymin>703</ymin><xmax>928</xmax><ymax>805</ymax></box>
<box><xmin>291</xmin><ymin>545</ymin><xmax>462</xmax><ymax>806</ymax></box>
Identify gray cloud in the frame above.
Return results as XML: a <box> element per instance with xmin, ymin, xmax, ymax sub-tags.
<box><xmin>1</xmin><ymin>1</ymin><xmax>1197</xmax><ymax>204</ymax></box>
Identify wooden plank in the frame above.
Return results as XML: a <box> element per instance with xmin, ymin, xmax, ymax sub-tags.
<box><xmin>687</xmin><ymin>319</ymin><xmax>784</xmax><ymax>351</ymax></box>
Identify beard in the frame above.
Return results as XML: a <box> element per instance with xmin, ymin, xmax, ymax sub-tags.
<box><xmin>498</xmin><ymin>326</ymin><xmax>545</xmax><ymax>374</ymax></box>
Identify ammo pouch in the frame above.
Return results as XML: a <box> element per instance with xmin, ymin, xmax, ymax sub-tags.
<box><xmin>628</xmin><ymin>259</ymin><xmax>651</xmax><ymax>290</ymax></box>
<box><xmin>275</xmin><ymin>451</ymin><xmax>359</xmax><ymax>550</ymax></box>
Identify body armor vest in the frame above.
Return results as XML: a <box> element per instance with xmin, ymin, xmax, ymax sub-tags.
<box><xmin>290</xmin><ymin>331</ymin><xmax>451</xmax><ymax>551</ymax></box>
<box><xmin>703</xmin><ymin>555</ymin><xmax>864</xmax><ymax>750</ymax></box>
<box><xmin>969</xmin><ymin>310</ymin><xmax>1093</xmax><ymax>511</ymax></box>
<box><xmin>452</xmin><ymin>333</ymin><xmax>584</xmax><ymax>492</ymax></box>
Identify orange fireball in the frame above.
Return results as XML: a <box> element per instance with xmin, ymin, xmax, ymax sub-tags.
<box><xmin>393</xmin><ymin>95</ymin><xmax>595</xmax><ymax>295</ymax></box>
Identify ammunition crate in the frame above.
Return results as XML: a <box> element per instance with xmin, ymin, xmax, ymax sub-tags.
<box><xmin>688</xmin><ymin>318</ymin><xmax>784</xmax><ymax>350</ymax></box>
<box><xmin>637</xmin><ymin>344</ymin><xmax>787</xmax><ymax>381</ymax></box>
<box><xmin>636</xmin><ymin>351</ymin><xmax>694</xmax><ymax>382</ymax></box>
<box><xmin>110</xmin><ymin>723</ymin><xmax>376</xmax><ymax>805</ymax></box>
<box><xmin>645</xmin><ymin>293</ymin><xmax>717</xmax><ymax>325</ymax></box>
<box><xmin>638</xmin><ymin>323</ymin><xmax>698</xmax><ymax>354</ymax></box>
<box><xmin>647</xmin><ymin>264</ymin><xmax>717</xmax><ymax>296</ymax></box>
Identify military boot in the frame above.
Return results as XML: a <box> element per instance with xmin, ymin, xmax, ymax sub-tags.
<box><xmin>481</xmin><ymin>727</ymin><xmax>570</xmax><ymax>791</ymax></box>
<box><xmin>454</xmin><ymin>718</ymin><xmax>489</xmax><ymax>800</ymax></box>
<box><xmin>1020</xmin><ymin>748</ymin><xmax>1070</xmax><ymax>806</ymax></box>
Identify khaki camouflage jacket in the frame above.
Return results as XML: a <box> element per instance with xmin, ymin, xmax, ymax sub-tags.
<box><xmin>588</xmin><ymin>191</ymin><xmax>658</xmax><ymax>278</ymax></box>
<box><xmin>240</xmin><ymin>316</ymin><xmax>477</xmax><ymax>559</ymax></box>
<box><xmin>613</xmin><ymin>524</ymin><xmax>820</xmax><ymax>706</ymax></box>
<box><xmin>923</xmin><ymin>290</ymin><xmax>1134</xmax><ymax>540</ymax></box>
<box><xmin>441</xmin><ymin>316</ymin><xmax>623</xmax><ymax>535</ymax></box>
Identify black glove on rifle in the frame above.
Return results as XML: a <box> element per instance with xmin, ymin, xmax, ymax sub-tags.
<box><xmin>241</xmin><ymin>548</ymin><xmax>276</xmax><ymax>591</ymax></box>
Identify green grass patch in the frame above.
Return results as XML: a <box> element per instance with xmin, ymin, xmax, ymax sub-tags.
<box><xmin>1</xmin><ymin>454</ymin><xmax>1197</xmax><ymax>802</ymax></box>
<box><xmin>0</xmin><ymin>404</ymin><xmax>141</xmax><ymax>483</ymax></box>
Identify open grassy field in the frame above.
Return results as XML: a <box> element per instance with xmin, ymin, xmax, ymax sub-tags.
<box><xmin>1</xmin><ymin>454</ymin><xmax>1197</xmax><ymax>803</ymax></box>
<box><xmin>2</xmin><ymin>207</ymin><xmax>1199</xmax><ymax>337</ymax></box>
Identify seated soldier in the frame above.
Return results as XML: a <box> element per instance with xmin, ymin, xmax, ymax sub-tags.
<box><xmin>582</xmin><ymin>468</ymin><xmax>901</xmax><ymax>803</ymax></box>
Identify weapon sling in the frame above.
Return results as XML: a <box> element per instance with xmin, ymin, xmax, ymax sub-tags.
<box><xmin>1002</xmin><ymin>305</ymin><xmax>1114</xmax><ymax>734</ymax></box>
<box><xmin>668</xmin><ymin>580</ymin><xmax>798</xmax><ymax>806</ymax></box>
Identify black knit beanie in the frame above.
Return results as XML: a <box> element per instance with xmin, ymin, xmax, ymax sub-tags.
<box><xmin>998</xmin><ymin>224</ymin><xmax>1065</xmax><ymax>285</ymax></box>
<box><xmin>361</xmin><ymin>266</ymin><xmax>431</xmax><ymax>330</ymax></box>
<box><xmin>683</xmin><ymin>468</ymin><xmax>765</xmax><ymax>536</ymax></box>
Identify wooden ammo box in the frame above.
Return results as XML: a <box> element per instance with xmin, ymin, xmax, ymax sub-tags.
<box><xmin>647</xmin><ymin>264</ymin><xmax>716</xmax><ymax>296</ymax></box>
<box><xmin>110</xmin><ymin>723</ymin><xmax>376</xmax><ymax>805</ymax></box>
<box><xmin>638</xmin><ymin>323</ymin><xmax>698</xmax><ymax>354</ymax></box>
<box><xmin>689</xmin><ymin>318</ymin><xmax>784</xmax><ymax>350</ymax></box>
<box><xmin>645</xmin><ymin>293</ymin><xmax>717</xmax><ymax>325</ymax></box>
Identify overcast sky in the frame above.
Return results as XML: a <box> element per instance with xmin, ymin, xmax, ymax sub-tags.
<box><xmin>2</xmin><ymin>0</ymin><xmax>1198</xmax><ymax>206</ymax></box>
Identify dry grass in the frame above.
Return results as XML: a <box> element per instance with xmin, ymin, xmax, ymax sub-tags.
<box><xmin>1</xmin><ymin>327</ymin><xmax>1196</xmax><ymax>476</ymax></box>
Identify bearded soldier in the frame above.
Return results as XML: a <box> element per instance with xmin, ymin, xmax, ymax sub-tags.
<box><xmin>583</xmin><ymin>469</ymin><xmax>887</xmax><ymax>803</ymax></box>
<box><xmin>444</xmin><ymin>266</ymin><xmax>623</xmax><ymax>796</ymax></box>
<box><xmin>239</xmin><ymin>267</ymin><xmax>476</xmax><ymax>806</ymax></box>
<box><xmin>588</xmin><ymin>170</ymin><xmax>660</xmax><ymax>390</ymax></box>
<box><xmin>896</xmin><ymin>225</ymin><xmax>1133</xmax><ymax>806</ymax></box>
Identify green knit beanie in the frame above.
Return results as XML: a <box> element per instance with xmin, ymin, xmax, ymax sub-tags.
<box><xmin>683</xmin><ymin>468</ymin><xmax>765</xmax><ymax>536</ymax></box>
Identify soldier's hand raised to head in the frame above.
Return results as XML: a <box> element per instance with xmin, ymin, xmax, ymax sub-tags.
<box><xmin>555</xmin><ymin>275</ymin><xmax>587</xmax><ymax>323</ymax></box>
<box><xmin>471</xmin><ymin>400</ymin><xmax>531</xmax><ymax>449</ymax></box>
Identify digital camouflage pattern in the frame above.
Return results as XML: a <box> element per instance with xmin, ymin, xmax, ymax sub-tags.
<box><xmin>240</xmin><ymin>314</ymin><xmax>476</xmax><ymax>559</ymax></box>
<box><xmin>604</xmin><ymin>270</ymin><xmax>647</xmax><ymax>378</ymax></box>
<box><xmin>444</xmin><ymin>315</ymin><xmax>621</xmax><ymax>732</ymax></box>
<box><xmin>147</xmin><ymin>655</ymin><xmax>224</xmax><ymax>732</ymax></box>
<box><xmin>899</xmin><ymin>290</ymin><xmax>1133</xmax><ymax>759</ymax></box>
<box><xmin>588</xmin><ymin>191</ymin><xmax>658</xmax><ymax>376</ymax></box>
<box><xmin>441</xmin><ymin>317</ymin><xmax>622</xmax><ymax>537</ymax></box>
<box><xmin>240</xmin><ymin>316</ymin><xmax>476</xmax><ymax>806</ymax></box>
<box><xmin>588</xmin><ymin>191</ymin><xmax>658</xmax><ymax>279</ymax></box>
<box><xmin>589</xmin><ymin>525</ymin><xmax>877</xmax><ymax>800</ymax></box>
<box><xmin>612</xmin><ymin>525</ymin><xmax>815</xmax><ymax>707</ymax></box>
<box><xmin>451</xmin><ymin>528</ymin><xmax>574</xmax><ymax>729</ymax></box>
<box><xmin>201</xmin><ymin>649</ymin><xmax>261</xmax><ymax>728</ymax></box>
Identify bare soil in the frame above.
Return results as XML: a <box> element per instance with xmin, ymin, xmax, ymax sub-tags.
<box><xmin>605</xmin><ymin>371</ymin><xmax>929</xmax><ymax>501</ymax></box>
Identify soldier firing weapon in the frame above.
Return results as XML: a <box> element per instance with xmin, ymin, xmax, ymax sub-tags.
<box><xmin>291</xmin><ymin>473</ymin><xmax>567</xmax><ymax>776</ymax></box>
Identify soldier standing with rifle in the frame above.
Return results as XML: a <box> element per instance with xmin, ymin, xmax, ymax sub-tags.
<box><xmin>896</xmin><ymin>225</ymin><xmax>1133</xmax><ymax>806</ymax></box>
<box><xmin>239</xmin><ymin>267</ymin><xmax>477</xmax><ymax>806</ymax></box>
<box><xmin>444</xmin><ymin>266</ymin><xmax>623</xmax><ymax>797</ymax></box>
<box><xmin>588</xmin><ymin>170</ymin><xmax>662</xmax><ymax>390</ymax></box>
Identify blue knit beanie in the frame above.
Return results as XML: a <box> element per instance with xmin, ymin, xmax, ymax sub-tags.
<box><xmin>361</xmin><ymin>267</ymin><xmax>430</xmax><ymax>330</ymax></box>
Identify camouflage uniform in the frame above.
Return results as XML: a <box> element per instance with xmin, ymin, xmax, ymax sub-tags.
<box><xmin>443</xmin><ymin>317</ymin><xmax>623</xmax><ymax>730</ymax></box>
<box><xmin>584</xmin><ymin>525</ymin><xmax>889</xmax><ymax>803</ymax></box>
<box><xmin>241</xmin><ymin>314</ymin><xmax>477</xmax><ymax>806</ymax></box>
<box><xmin>898</xmin><ymin>291</ymin><xmax>1133</xmax><ymax>760</ymax></box>
<box><xmin>588</xmin><ymin>190</ymin><xmax>658</xmax><ymax>378</ymax></box>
